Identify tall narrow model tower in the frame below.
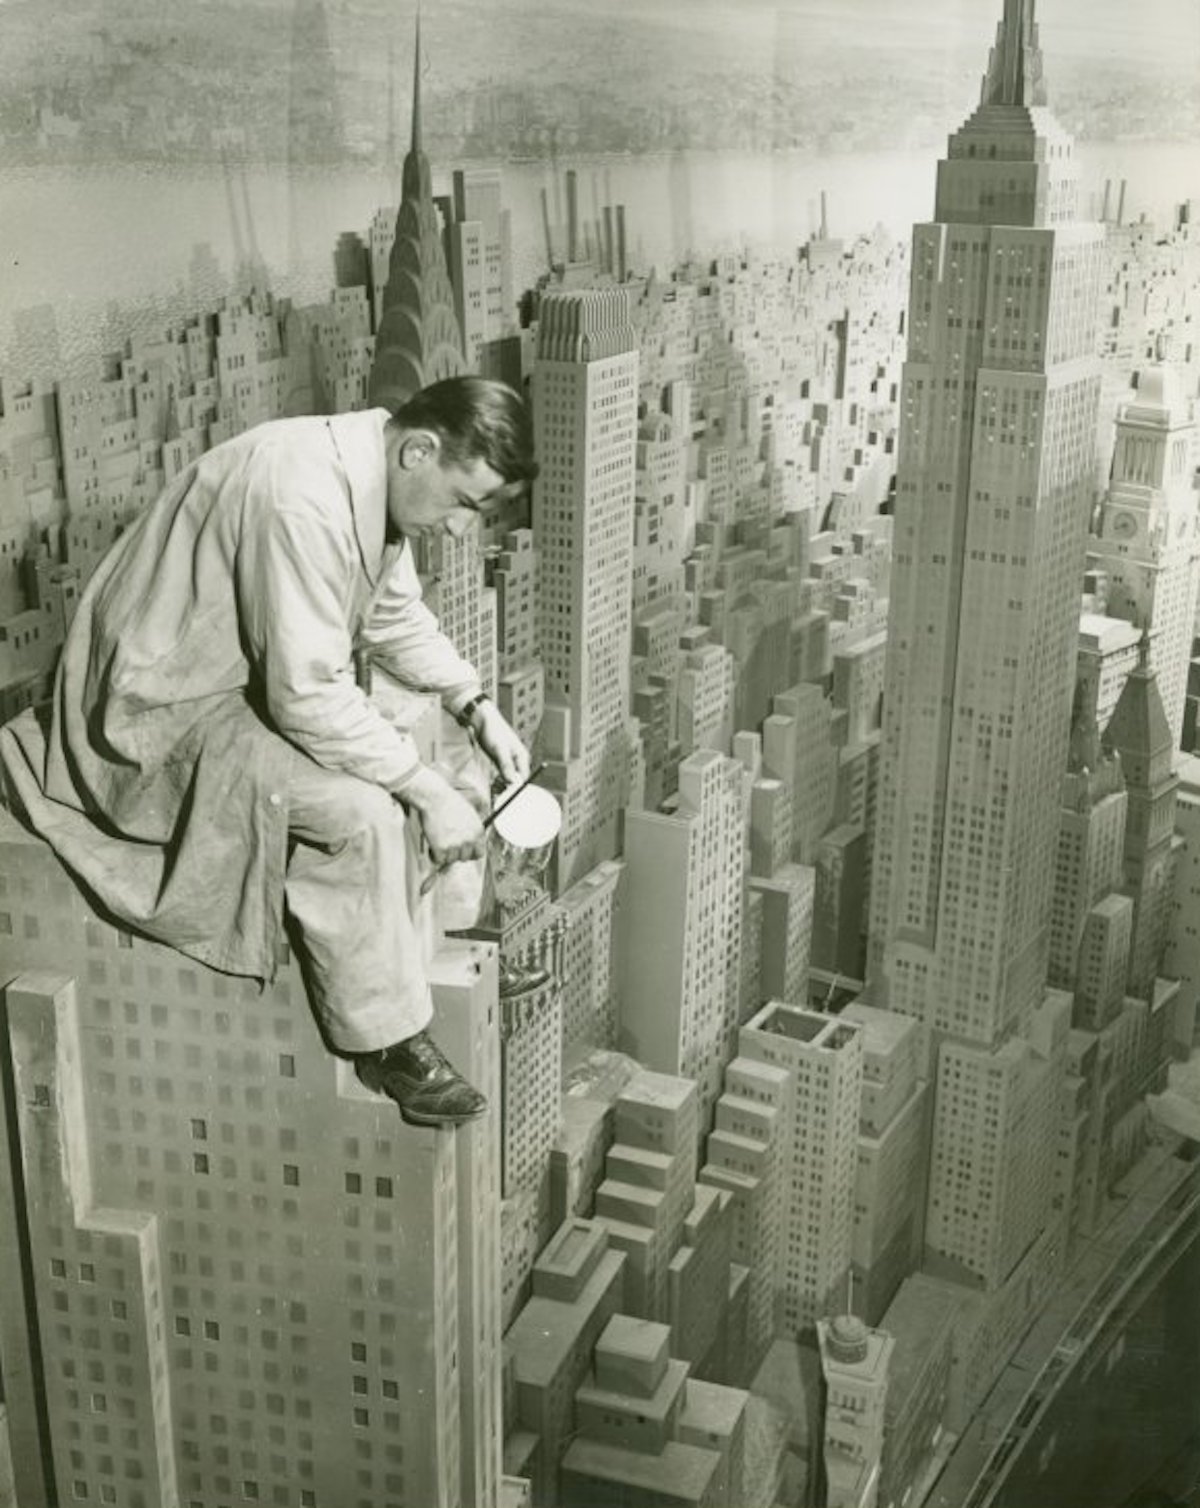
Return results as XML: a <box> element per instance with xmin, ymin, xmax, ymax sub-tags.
<box><xmin>870</xmin><ymin>0</ymin><xmax>1104</xmax><ymax>1045</ymax></box>
<box><xmin>867</xmin><ymin>0</ymin><xmax>1103</xmax><ymax>1295</ymax></box>
<box><xmin>621</xmin><ymin>749</ymin><xmax>746</xmax><ymax>1121</ymax></box>
<box><xmin>533</xmin><ymin>288</ymin><xmax>642</xmax><ymax>890</ymax></box>
<box><xmin>447</xmin><ymin>169</ymin><xmax>516</xmax><ymax>378</ymax></box>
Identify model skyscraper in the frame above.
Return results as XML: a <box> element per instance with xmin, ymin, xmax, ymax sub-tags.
<box><xmin>871</xmin><ymin>0</ymin><xmax>1104</xmax><ymax>1038</ymax></box>
<box><xmin>369</xmin><ymin>17</ymin><xmax>465</xmax><ymax>410</ymax></box>
<box><xmin>532</xmin><ymin>288</ymin><xmax>643</xmax><ymax>891</ymax></box>
<box><xmin>621</xmin><ymin>749</ymin><xmax>746</xmax><ymax>1119</ymax></box>
<box><xmin>1102</xmin><ymin>644</ymin><xmax>1183</xmax><ymax>1013</ymax></box>
<box><xmin>366</xmin><ymin>21</ymin><xmax>492</xmax><ymax>685</ymax></box>
<box><xmin>868</xmin><ymin>0</ymin><xmax>1103</xmax><ymax>1295</ymax></box>
<box><xmin>740</xmin><ymin>1004</ymin><xmax>863</xmax><ymax>1330</ymax></box>
<box><xmin>0</xmin><ymin>817</ymin><xmax>504</xmax><ymax>1508</ymax></box>
<box><xmin>1092</xmin><ymin>362</ymin><xmax>1200</xmax><ymax>746</ymax></box>
<box><xmin>447</xmin><ymin>169</ymin><xmax>518</xmax><ymax>382</ymax></box>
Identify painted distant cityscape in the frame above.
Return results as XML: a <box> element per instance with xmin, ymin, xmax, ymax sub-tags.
<box><xmin>2</xmin><ymin>1</ymin><xmax>1200</xmax><ymax>1507</ymax></box>
<box><xmin>3</xmin><ymin>0</ymin><xmax>1197</xmax><ymax>169</ymax></box>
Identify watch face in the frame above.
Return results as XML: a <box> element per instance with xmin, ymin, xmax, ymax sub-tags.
<box><xmin>1111</xmin><ymin>510</ymin><xmax>1137</xmax><ymax>539</ymax></box>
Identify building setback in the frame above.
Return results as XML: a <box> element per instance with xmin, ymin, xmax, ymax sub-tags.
<box><xmin>700</xmin><ymin>1055</ymin><xmax>790</xmax><ymax>1372</ymax></box>
<box><xmin>504</xmin><ymin>1218</ymin><xmax>628</xmax><ymax>1508</ymax></box>
<box><xmin>559</xmin><ymin>1314</ymin><xmax>748</xmax><ymax>1508</ymax></box>
<box><xmin>592</xmin><ymin>1072</ymin><xmax>700</xmax><ymax>1325</ymax></box>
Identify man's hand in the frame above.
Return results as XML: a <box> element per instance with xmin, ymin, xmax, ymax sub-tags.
<box><xmin>400</xmin><ymin>766</ymin><xmax>486</xmax><ymax>868</ymax></box>
<box><xmin>470</xmin><ymin>701</ymin><xmax>530</xmax><ymax>787</ymax></box>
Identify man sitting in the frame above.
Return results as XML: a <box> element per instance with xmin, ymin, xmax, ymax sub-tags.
<box><xmin>0</xmin><ymin>376</ymin><xmax>536</xmax><ymax>1128</ymax></box>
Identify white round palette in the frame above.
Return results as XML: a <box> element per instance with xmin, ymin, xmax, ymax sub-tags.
<box><xmin>491</xmin><ymin>783</ymin><xmax>562</xmax><ymax>849</ymax></box>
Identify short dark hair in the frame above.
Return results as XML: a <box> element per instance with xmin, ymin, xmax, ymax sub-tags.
<box><xmin>389</xmin><ymin>377</ymin><xmax>538</xmax><ymax>488</ymax></box>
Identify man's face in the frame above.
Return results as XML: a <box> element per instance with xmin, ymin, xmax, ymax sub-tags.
<box><xmin>385</xmin><ymin>430</ymin><xmax>507</xmax><ymax>543</ymax></box>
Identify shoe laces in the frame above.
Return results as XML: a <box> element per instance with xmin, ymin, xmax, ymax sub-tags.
<box><xmin>398</xmin><ymin>1031</ymin><xmax>451</xmax><ymax>1081</ymax></box>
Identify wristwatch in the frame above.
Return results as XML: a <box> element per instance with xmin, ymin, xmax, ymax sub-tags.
<box><xmin>455</xmin><ymin>691</ymin><xmax>491</xmax><ymax>729</ymax></box>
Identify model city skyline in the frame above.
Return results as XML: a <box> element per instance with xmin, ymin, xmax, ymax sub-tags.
<box><xmin>1</xmin><ymin>1</ymin><xmax>1200</xmax><ymax>1506</ymax></box>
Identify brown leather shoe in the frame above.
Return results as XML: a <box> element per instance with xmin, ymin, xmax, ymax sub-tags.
<box><xmin>355</xmin><ymin>1031</ymin><xmax>487</xmax><ymax>1127</ymax></box>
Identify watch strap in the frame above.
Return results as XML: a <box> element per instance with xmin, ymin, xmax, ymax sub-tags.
<box><xmin>455</xmin><ymin>691</ymin><xmax>491</xmax><ymax>729</ymax></box>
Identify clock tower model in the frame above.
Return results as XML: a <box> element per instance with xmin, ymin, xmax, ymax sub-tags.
<box><xmin>1093</xmin><ymin>362</ymin><xmax>1199</xmax><ymax>747</ymax></box>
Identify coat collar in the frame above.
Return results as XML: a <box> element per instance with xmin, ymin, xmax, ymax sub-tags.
<box><xmin>326</xmin><ymin>407</ymin><xmax>395</xmax><ymax>586</ymax></box>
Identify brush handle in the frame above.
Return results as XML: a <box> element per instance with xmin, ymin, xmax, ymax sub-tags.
<box><xmin>483</xmin><ymin>762</ymin><xmax>548</xmax><ymax>830</ymax></box>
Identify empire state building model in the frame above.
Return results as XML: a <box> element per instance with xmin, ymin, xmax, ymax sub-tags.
<box><xmin>869</xmin><ymin>0</ymin><xmax>1104</xmax><ymax>1297</ymax></box>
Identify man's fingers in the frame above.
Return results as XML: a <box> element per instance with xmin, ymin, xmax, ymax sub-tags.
<box><xmin>479</xmin><ymin>716</ymin><xmax>531</xmax><ymax>788</ymax></box>
<box><xmin>428</xmin><ymin>839</ymin><xmax>486</xmax><ymax>866</ymax></box>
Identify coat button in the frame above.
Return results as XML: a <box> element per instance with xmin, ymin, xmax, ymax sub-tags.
<box><xmin>268</xmin><ymin>792</ymin><xmax>282</xmax><ymax>808</ymax></box>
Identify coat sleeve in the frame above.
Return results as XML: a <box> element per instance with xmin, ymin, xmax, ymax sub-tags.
<box><xmin>358</xmin><ymin>545</ymin><xmax>482</xmax><ymax>718</ymax></box>
<box><xmin>233</xmin><ymin>450</ymin><xmax>426</xmax><ymax>793</ymax></box>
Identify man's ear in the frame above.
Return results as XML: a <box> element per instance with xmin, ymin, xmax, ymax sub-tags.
<box><xmin>397</xmin><ymin>429</ymin><xmax>442</xmax><ymax>470</ymax></box>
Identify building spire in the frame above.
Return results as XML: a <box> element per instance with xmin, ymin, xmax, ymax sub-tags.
<box><xmin>411</xmin><ymin>6</ymin><xmax>422</xmax><ymax>156</ymax></box>
<box><xmin>386</xmin><ymin>39</ymin><xmax>397</xmax><ymax>187</ymax></box>
<box><xmin>982</xmin><ymin>0</ymin><xmax>1048</xmax><ymax>108</ymax></box>
<box><xmin>1103</xmin><ymin>627</ymin><xmax>1173</xmax><ymax>775</ymax></box>
<box><xmin>400</xmin><ymin>9</ymin><xmax>432</xmax><ymax>205</ymax></box>
<box><xmin>369</xmin><ymin>0</ymin><xmax>464</xmax><ymax>410</ymax></box>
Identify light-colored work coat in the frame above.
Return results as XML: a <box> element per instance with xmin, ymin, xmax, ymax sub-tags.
<box><xmin>0</xmin><ymin>408</ymin><xmax>481</xmax><ymax>979</ymax></box>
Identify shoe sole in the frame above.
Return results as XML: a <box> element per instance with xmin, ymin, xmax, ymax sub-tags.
<box><xmin>355</xmin><ymin>1065</ymin><xmax>487</xmax><ymax>1126</ymax></box>
<box><xmin>397</xmin><ymin>1105</ymin><xmax>488</xmax><ymax>1128</ymax></box>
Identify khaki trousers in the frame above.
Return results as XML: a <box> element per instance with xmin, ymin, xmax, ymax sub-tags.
<box><xmin>282</xmin><ymin>692</ymin><xmax>488</xmax><ymax>1054</ymax></box>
